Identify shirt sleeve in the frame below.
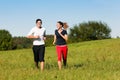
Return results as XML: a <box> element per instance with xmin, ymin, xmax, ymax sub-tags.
<box><xmin>64</xmin><ymin>30</ymin><xmax>67</xmax><ymax>35</ymax></box>
<box><xmin>27</xmin><ymin>28</ymin><xmax>34</xmax><ymax>36</ymax></box>
<box><xmin>43</xmin><ymin>30</ymin><xmax>46</xmax><ymax>37</ymax></box>
<box><xmin>55</xmin><ymin>30</ymin><xmax>57</xmax><ymax>35</ymax></box>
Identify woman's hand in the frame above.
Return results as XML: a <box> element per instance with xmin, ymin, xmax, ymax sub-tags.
<box><xmin>53</xmin><ymin>41</ymin><xmax>56</xmax><ymax>45</ymax></box>
<box><xmin>53</xmin><ymin>35</ymin><xmax>56</xmax><ymax>45</ymax></box>
<box><xmin>58</xmin><ymin>31</ymin><xmax>68</xmax><ymax>41</ymax></box>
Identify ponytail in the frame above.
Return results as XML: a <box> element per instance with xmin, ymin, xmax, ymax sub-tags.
<box><xmin>63</xmin><ymin>22</ymin><xmax>69</xmax><ymax>30</ymax></box>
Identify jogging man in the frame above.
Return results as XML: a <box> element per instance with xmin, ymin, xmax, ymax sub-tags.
<box><xmin>27</xmin><ymin>19</ymin><xmax>46</xmax><ymax>71</ymax></box>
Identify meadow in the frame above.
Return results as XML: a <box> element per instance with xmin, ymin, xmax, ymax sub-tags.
<box><xmin>0</xmin><ymin>39</ymin><xmax>120</xmax><ymax>80</ymax></box>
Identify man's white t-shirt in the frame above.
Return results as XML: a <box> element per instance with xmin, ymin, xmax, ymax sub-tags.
<box><xmin>27</xmin><ymin>27</ymin><xmax>46</xmax><ymax>45</ymax></box>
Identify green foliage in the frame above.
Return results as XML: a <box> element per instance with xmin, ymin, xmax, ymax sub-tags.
<box><xmin>69</xmin><ymin>21</ymin><xmax>111</xmax><ymax>42</ymax></box>
<box><xmin>45</xmin><ymin>35</ymin><xmax>54</xmax><ymax>47</ymax></box>
<box><xmin>0</xmin><ymin>29</ymin><xmax>13</xmax><ymax>50</ymax></box>
<box><xmin>12</xmin><ymin>37</ymin><xmax>33</xmax><ymax>49</ymax></box>
<box><xmin>0</xmin><ymin>39</ymin><xmax>120</xmax><ymax>80</ymax></box>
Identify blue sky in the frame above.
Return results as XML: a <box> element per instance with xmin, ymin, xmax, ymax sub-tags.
<box><xmin>0</xmin><ymin>0</ymin><xmax>120</xmax><ymax>37</ymax></box>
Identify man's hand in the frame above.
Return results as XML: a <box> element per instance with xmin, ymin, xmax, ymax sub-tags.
<box><xmin>34</xmin><ymin>35</ymin><xmax>40</xmax><ymax>38</ymax></box>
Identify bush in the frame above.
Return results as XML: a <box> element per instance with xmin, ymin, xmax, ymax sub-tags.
<box><xmin>0</xmin><ymin>29</ymin><xmax>13</xmax><ymax>50</ymax></box>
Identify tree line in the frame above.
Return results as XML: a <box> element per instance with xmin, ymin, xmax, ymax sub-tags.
<box><xmin>0</xmin><ymin>21</ymin><xmax>112</xmax><ymax>51</ymax></box>
<box><xmin>69</xmin><ymin>21</ymin><xmax>111</xmax><ymax>42</ymax></box>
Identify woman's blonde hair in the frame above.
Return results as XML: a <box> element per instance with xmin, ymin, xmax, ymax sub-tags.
<box><xmin>63</xmin><ymin>22</ymin><xmax>69</xmax><ymax>30</ymax></box>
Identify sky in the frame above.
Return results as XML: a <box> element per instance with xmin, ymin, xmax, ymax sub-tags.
<box><xmin>0</xmin><ymin>0</ymin><xmax>120</xmax><ymax>37</ymax></box>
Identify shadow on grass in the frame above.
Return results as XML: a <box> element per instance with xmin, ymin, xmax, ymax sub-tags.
<box><xmin>44</xmin><ymin>62</ymin><xmax>84</xmax><ymax>70</ymax></box>
<box><xmin>73</xmin><ymin>63</ymin><xmax>84</xmax><ymax>68</ymax></box>
<box><xmin>45</xmin><ymin>62</ymin><xmax>58</xmax><ymax>70</ymax></box>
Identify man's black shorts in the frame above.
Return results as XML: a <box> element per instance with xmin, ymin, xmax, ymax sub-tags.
<box><xmin>32</xmin><ymin>45</ymin><xmax>45</xmax><ymax>62</ymax></box>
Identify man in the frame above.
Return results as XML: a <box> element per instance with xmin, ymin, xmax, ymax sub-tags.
<box><xmin>27</xmin><ymin>19</ymin><xmax>46</xmax><ymax>71</ymax></box>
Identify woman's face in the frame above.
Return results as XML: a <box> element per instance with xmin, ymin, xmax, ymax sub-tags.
<box><xmin>36</xmin><ymin>21</ymin><xmax>42</xmax><ymax>28</ymax></box>
<box><xmin>56</xmin><ymin>23</ymin><xmax>62</xmax><ymax>30</ymax></box>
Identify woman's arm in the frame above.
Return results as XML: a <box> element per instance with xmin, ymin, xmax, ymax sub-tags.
<box><xmin>53</xmin><ymin>35</ymin><xmax>56</xmax><ymax>45</ymax></box>
<box><xmin>59</xmin><ymin>33</ymin><xmax>68</xmax><ymax>41</ymax></box>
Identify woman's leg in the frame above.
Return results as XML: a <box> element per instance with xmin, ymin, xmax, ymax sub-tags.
<box><xmin>62</xmin><ymin>46</ymin><xmax>68</xmax><ymax>66</ymax></box>
<box><xmin>56</xmin><ymin>46</ymin><xmax>62</xmax><ymax>70</ymax></box>
<box><xmin>58</xmin><ymin>61</ymin><xmax>62</xmax><ymax>70</ymax></box>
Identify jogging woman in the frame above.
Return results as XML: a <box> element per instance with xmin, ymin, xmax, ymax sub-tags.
<box><xmin>53</xmin><ymin>21</ymin><xmax>68</xmax><ymax>70</ymax></box>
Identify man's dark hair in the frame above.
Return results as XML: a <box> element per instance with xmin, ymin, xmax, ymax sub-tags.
<box><xmin>36</xmin><ymin>19</ymin><xmax>42</xmax><ymax>24</ymax></box>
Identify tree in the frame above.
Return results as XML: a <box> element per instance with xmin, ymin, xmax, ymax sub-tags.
<box><xmin>69</xmin><ymin>21</ymin><xmax>111</xmax><ymax>42</ymax></box>
<box><xmin>12</xmin><ymin>37</ymin><xmax>33</xmax><ymax>49</ymax></box>
<box><xmin>0</xmin><ymin>29</ymin><xmax>13</xmax><ymax>50</ymax></box>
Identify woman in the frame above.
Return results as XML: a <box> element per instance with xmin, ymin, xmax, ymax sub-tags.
<box><xmin>27</xmin><ymin>19</ymin><xmax>46</xmax><ymax>71</ymax></box>
<box><xmin>53</xmin><ymin>21</ymin><xmax>68</xmax><ymax>70</ymax></box>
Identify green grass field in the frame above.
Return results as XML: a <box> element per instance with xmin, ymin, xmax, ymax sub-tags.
<box><xmin>0</xmin><ymin>39</ymin><xmax>120</xmax><ymax>80</ymax></box>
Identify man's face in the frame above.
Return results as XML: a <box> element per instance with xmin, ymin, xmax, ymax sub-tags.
<box><xmin>36</xmin><ymin>21</ymin><xmax>42</xmax><ymax>28</ymax></box>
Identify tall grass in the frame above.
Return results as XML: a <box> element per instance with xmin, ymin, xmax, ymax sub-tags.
<box><xmin>0</xmin><ymin>39</ymin><xmax>120</xmax><ymax>80</ymax></box>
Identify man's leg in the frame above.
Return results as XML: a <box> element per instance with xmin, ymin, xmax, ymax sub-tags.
<box><xmin>32</xmin><ymin>46</ymin><xmax>39</xmax><ymax>68</ymax></box>
<box><xmin>39</xmin><ymin>45</ymin><xmax>45</xmax><ymax>71</ymax></box>
<box><xmin>40</xmin><ymin>61</ymin><xmax>44</xmax><ymax>71</ymax></box>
